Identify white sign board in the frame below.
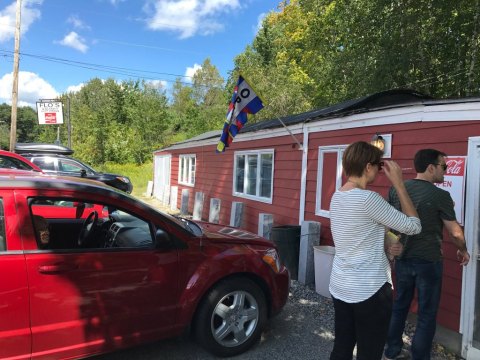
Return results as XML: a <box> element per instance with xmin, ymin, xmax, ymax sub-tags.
<box><xmin>435</xmin><ymin>156</ymin><xmax>467</xmax><ymax>225</ymax></box>
<box><xmin>36</xmin><ymin>101</ymin><xmax>64</xmax><ymax>125</ymax></box>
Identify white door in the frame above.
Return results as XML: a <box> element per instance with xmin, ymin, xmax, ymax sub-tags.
<box><xmin>461</xmin><ymin>136</ymin><xmax>480</xmax><ymax>359</ymax></box>
<box><xmin>153</xmin><ymin>154</ymin><xmax>171</xmax><ymax>203</ymax></box>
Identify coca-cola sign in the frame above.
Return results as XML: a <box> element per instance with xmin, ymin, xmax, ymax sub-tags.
<box><xmin>436</xmin><ymin>156</ymin><xmax>467</xmax><ymax>225</ymax></box>
<box><xmin>446</xmin><ymin>159</ymin><xmax>465</xmax><ymax>176</ymax></box>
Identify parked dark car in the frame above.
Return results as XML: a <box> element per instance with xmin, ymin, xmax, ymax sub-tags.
<box><xmin>0</xmin><ymin>149</ymin><xmax>43</xmax><ymax>172</ymax></box>
<box><xmin>0</xmin><ymin>173</ymin><xmax>289</xmax><ymax>359</ymax></box>
<box><xmin>15</xmin><ymin>143</ymin><xmax>133</xmax><ymax>193</ymax></box>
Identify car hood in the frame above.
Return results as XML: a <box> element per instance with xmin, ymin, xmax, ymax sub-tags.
<box><xmin>195</xmin><ymin>221</ymin><xmax>273</xmax><ymax>247</ymax></box>
<box><xmin>96</xmin><ymin>172</ymin><xmax>129</xmax><ymax>179</ymax></box>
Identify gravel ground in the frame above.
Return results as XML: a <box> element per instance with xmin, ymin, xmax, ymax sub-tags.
<box><xmin>114</xmin><ymin>196</ymin><xmax>463</xmax><ymax>359</ymax></box>
<box><xmin>96</xmin><ymin>280</ymin><xmax>463</xmax><ymax>360</ymax></box>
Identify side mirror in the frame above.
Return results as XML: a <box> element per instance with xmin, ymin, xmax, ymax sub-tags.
<box><xmin>155</xmin><ymin>229</ymin><xmax>171</xmax><ymax>249</ymax></box>
<box><xmin>80</xmin><ymin>169</ymin><xmax>87</xmax><ymax>178</ymax></box>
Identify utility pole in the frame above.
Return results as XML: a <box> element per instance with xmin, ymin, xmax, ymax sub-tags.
<box><xmin>9</xmin><ymin>0</ymin><xmax>22</xmax><ymax>151</ymax></box>
<box><xmin>67</xmin><ymin>96</ymin><xmax>71</xmax><ymax>148</ymax></box>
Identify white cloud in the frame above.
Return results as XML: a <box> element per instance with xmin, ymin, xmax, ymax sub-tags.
<box><xmin>0</xmin><ymin>0</ymin><xmax>43</xmax><ymax>43</ymax></box>
<box><xmin>110</xmin><ymin>0</ymin><xmax>126</xmax><ymax>5</ymax></box>
<box><xmin>255</xmin><ymin>12</ymin><xmax>267</xmax><ymax>34</ymax></box>
<box><xmin>143</xmin><ymin>0</ymin><xmax>241</xmax><ymax>39</ymax></box>
<box><xmin>67</xmin><ymin>15</ymin><xmax>90</xmax><ymax>30</ymax></box>
<box><xmin>145</xmin><ymin>79</ymin><xmax>167</xmax><ymax>89</ymax></box>
<box><xmin>57</xmin><ymin>31</ymin><xmax>88</xmax><ymax>53</ymax></box>
<box><xmin>0</xmin><ymin>71</ymin><xmax>58</xmax><ymax>108</ymax></box>
<box><xmin>185</xmin><ymin>63</ymin><xmax>202</xmax><ymax>81</ymax></box>
<box><xmin>66</xmin><ymin>83</ymin><xmax>84</xmax><ymax>93</ymax></box>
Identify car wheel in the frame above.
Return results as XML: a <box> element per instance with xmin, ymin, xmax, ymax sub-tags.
<box><xmin>194</xmin><ymin>277</ymin><xmax>267</xmax><ymax>357</ymax></box>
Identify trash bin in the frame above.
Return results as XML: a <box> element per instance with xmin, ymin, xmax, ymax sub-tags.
<box><xmin>313</xmin><ymin>245</ymin><xmax>335</xmax><ymax>298</ymax></box>
<box><xmin>271</xmin><ymin>225</ymin><xmax>301</xmax><ymax>280</ymax></box>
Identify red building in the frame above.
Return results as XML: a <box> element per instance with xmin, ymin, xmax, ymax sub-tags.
<box><xmin>153</xmin><ymin>89</ymin><xmax>480</xmax><ymax>358</ymax></box>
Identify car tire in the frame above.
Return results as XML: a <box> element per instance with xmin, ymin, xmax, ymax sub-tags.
<box><xmin>194</xmin><ymin>277</ymin><xmax>267</xmax><ymax>357</ymax></box>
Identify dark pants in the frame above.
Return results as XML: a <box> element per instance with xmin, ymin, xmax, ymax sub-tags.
<box><xmin>384</xmin><ymin>259</ymin><xmax>443</xmax><ymax>360</ymax></box>
<box><xmin>330</xmin><ymin>282</ymin><xmax>393</xmax><ymax>360</ymax></box>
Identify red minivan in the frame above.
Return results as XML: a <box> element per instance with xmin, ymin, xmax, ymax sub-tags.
<box><xmin>0</xmin><ymin>173</ymin><xmax>289</xmax><ymax>359</ymax></box>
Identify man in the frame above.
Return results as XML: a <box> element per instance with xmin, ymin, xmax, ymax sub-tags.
<box><xmin>384</xmin><ymin>149</ymin><xmax>470</xmax><ymax>360</ymax></box>
<box><xmin>33</xmin><ymin>215</ymin><xmax>50</xmax><ymax>249</ymax></box>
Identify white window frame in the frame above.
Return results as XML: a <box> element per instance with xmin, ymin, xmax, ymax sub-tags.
<box><xmin>178</xmin><ymin>154</ymin><xmax>196</xmax><ymax>186</ymax></box>
<box><xmin>315</xmin><ymin>145</ymin><xmax>348</xmax><ymax>218</ymax></box>
<box><xmin>233</xmin><ymin>149</ymin><xmax>274</xmax><ymax>204</ymax></box>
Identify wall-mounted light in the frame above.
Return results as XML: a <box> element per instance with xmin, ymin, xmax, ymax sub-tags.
<box><xmin>370</xmin><ymin>133</ymin><xmax>392</xmax><ymax>158</ymax></box>
<box><xmin>370</xmin><ymin>134</ymin><xmax>385</xmax><ymax>152</ymax></box>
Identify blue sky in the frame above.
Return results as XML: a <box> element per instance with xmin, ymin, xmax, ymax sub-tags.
<box><xmin>0</xmin><ymin>0</ymin><xmax>280</xmax><ymax>107</ymax></box>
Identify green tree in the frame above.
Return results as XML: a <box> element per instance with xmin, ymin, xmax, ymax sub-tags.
<box><xmin>169</xmin><ymin>58</ymin><xmax>227</xmax><ymax>140</ymax></box>
<box><xmin>234</xmin><ymin>0</ymin><xmax>480</xmax><ymax>111</ymax></box>
<box><xmin>191</xmin><ymin>58</ymin><xmax>227</xmax><ymax>133</ymax></box>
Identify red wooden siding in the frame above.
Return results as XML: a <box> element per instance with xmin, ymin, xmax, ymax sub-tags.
<box><xmin>165</xmin><ymin>133</ymin><xmax>304</xmax><ymax>232</ymax></box>
<box><xmin>157</xmin><ymin>118</ymin><xmax>480</xmax><ymax>333</ymax></box>
<box><xmin>302</xmin><ymin>119</ymin><xmax>480</xmax><ymax>331</ymax></box>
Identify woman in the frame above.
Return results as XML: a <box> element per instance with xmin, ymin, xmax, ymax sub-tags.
<box><xmin>329</xmin><ymin>141</ymin><xmax>421</xmax><ymax>360</ymax></box>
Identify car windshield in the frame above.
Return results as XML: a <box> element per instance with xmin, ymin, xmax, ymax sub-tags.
<box><xmin>114</xmin><ymin>192</ymin><xmax>203</xmax><ymax>236</ymax></box>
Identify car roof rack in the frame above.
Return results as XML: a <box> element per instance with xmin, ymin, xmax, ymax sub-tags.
<box><xmin>14</xmin><ymin>142</ymin><xmax>74</xmax><ymax>155</ymax></box>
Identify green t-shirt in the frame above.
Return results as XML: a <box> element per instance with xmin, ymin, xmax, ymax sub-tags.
<box><xmin>388</xmin><ymin>179</ymin><xmax>457</xmax><ymax>262</ymax></box>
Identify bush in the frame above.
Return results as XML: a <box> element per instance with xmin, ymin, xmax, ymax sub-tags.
<box><xmin>100</xmin><ymin>162</ymin><xmax>153</xmax><ymax>197</ymax></box>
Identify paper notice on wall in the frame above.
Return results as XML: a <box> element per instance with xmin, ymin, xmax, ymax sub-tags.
<box><xmin>435</xmin><ymin>156</ymin><xmax>467</xmax><ymax>225</ymax></box>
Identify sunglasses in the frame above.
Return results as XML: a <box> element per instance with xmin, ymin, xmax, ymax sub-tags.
<box><xmin>433</xmin><ymin>163</ymin><xmax>448</xmax><ymax>171</ymax></box>
<box><xmin>372</xmin><ymin>161</ymin><xmax>384</xmax><ymax>170</ymax></box>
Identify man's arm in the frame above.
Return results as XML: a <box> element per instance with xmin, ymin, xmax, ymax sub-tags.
<box><xmin>443</xmin><ymin>219</ymin><xmax>470</xmax><ymax>266</ymax></box>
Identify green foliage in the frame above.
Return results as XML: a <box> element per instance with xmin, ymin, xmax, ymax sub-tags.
<box><xmin>168</xmin><ymin>58</ymin><xmax>228</xmax><ymax>139</ymax></box>
<box><xmin>3</xmin><ymin>3</ymin><xmax>480</xmax><ymax>162</ymax></box>
<box><xmin>66</xmin><ymin>78</ymin><xmax>173</xmax><ymax>166</ymax></box>
<box><xmin>234</xmin><ymin>0</ymin><xmax>480</xmax><ymax>110</ymax></box>
<box><xmin>0</xmin><ymin>103</ymin><xmax>53</xmax><ymax>149</ymax></box>
<box><xmin>100</xmin><ymin>161</ymin><xmax>153</xmax><ymax>197</ymax></box>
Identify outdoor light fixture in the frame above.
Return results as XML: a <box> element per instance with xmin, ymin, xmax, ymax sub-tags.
<box><xmin>371</xmin><ymin>133</ymin><xmax>385</xmax><ymax>152</ymax></box>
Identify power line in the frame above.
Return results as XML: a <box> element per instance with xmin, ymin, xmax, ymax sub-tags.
<box><xmin>404</xmin><ymin>68</ymin><xmax>469</xmax><ymax>89</ymax></box>
<box><xmin>0</xmin><ymin>49</ymin><xmax>227</xmax><ymax>88</ymax></box>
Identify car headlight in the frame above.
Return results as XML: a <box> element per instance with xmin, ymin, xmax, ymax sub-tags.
<box><xmin>116</xmin><ymin>176</ymin><xmax>130</xmax><ymax>183</ymax></box>
<box><xmin>262</xmin><ymin>248</ymin><xmax>282</xmax><ymax>273</ymax></box>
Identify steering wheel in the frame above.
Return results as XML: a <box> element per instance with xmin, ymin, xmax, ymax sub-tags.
<box><xmin>78</xmin><ymin>211</ymin><xmax>98</xmax><ymax>247</ymax></box>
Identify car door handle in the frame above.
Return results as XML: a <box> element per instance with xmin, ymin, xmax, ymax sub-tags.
<box><xmin>38</xmin><ymin>264</ymin><xmax>77</xmax><ymax>274</ymax></box>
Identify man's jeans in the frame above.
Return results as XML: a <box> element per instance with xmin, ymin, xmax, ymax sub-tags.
<box><xmin>385</xmin><ymin>258</ymin><xmax>443</xmax><ymax>360</ymax></box>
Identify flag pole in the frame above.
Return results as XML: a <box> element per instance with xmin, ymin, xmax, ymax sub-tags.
<box><xmin>274</xmin><ymin>115</ymin><xmax>303</xmax><ymax>150</ymax></box>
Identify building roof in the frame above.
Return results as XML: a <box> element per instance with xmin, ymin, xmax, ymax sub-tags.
<box><xmin>242</xmin><ymin>88</ymin><xmax>431</xmax><ymax>133</ymax></box>
<box><xmin>157</xmin><ymin>88</ymin><xmax>480</xmax><ymax>151</ymax></box>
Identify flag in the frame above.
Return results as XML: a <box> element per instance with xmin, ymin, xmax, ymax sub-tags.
<box><xmin>217</xmin><ymin>75</ymin><xmax>264</xmax><ymax>152</ymax></box>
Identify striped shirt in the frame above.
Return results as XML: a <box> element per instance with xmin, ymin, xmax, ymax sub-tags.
<box><xmin>329</xmin><ymin>188</ymin><xmax>421</xmax><ymax>303</ymax></box>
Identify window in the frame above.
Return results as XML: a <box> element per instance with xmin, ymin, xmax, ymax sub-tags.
<box><xmin>178</xmin><ymin>155</ymin><xmax>196</xmax><ymax>186</ymax></box>
<box><xmin>29</xmin><ymin>197</ymin><xmax>154</xmax><ymax>250</ymax></box>
<box><xmin>0</xmin><ymin>156</ymin><xmax>33</xmax><ymax>170</ymax></box>
<box><xmin>59</xmin><ymin>159</ymin><xmax>87</xmax><ymax>174</ymax></box>
<box><xmin>315</xmin><ymin>145</ymin><xmax>347</xmax><ymax>217</ymax></box>
<box><xmin>233</xmin><ymin>150</ymin><xmax>274</xmax><ymax>203</ymax></box>
<box><xmin>32</xmin><ymin>157</ymin><xmax>56</xmax><ymax>171</ymax></box>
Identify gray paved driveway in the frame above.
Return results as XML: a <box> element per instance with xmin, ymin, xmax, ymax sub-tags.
<box><xmin>93</xmin><ymin>282</ymin><xmax>460</xmax><ymax>360</ymax></box>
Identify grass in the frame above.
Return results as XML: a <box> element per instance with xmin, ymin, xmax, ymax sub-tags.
<box><xmin>100</xmin><ymin>162</ymin><xmax>153</xmax><ymax>197</ymax></box>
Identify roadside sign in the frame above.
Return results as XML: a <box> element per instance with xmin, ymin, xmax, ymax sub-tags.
<box><xmin>36</xmin><ymin>100</ymin><xmax>64</xmax><ymax>125</ymax></box>
<box><xmin>435</xmin><ymin>156</ymin><xmax>466</xmax><ymax>225</ymax></box>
